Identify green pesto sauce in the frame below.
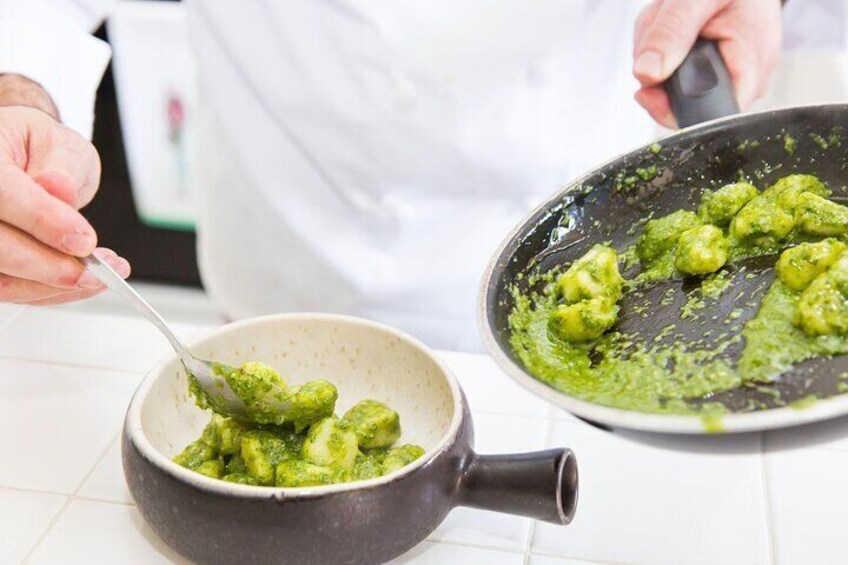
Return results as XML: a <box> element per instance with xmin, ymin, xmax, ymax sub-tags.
<box><xmin>510</xmin><ymin>173</ymin><xmax>848</xmax><ymax>416</ymax></box>
<box><xmin>789</xmin><ymin>395</ymin><xmax>818</xmax><ymax>410</ymax></box>
<box><xmin>511</xmin><ymin>268</ymin><xmax>846</xmax><ymax>415</ymax></box>
<box><xmin>739</xmin><ymin>280</ymin><xmax>848</xmax><ymax>384</ymax></box>
<box><xmin>510</xmin><ymin>279</ymin><xmax>738</xmax><ymax>415</ymax></box>
<box><xmin>784</xmin><ymin>133</ymin><xmax>797</xmax><ymax>156</ymax></box>
<box><xmin>190</xmin><ymin>362</ymin><xmax>337</xmax><ymax>430</ymax></box>
<box><xmin>737</xmin><ymin>139</ymin><xmax>761</xmax><ymax>151</ymax></box>
<box><xmin>810</xmin><ymin>133</ymin><xmax>831</xmax><ymax>150</ymax></box>
<box><xmin>176</xmin><ymin>366</ymin><xmax>424</xmax><ymax>487</ymax></box>
<box><xmin>701</xmin><ymin>413</ymin><xmax>726</xmax><ymax>433</ymax></box>
<box><xmin>681</xmin><ymin>272</ymin><xmax>732</xmax><ymax>320</ymax></box>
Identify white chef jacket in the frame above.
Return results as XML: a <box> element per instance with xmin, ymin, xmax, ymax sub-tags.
<box><xmin>3</xmin><ymin>0</ymin><xmax>665</xmax><ymax>351</ymax></box>
<box><xmin>0</xmin><ymin>0</ymin><xmax>110</xmax><ymax>138</ymax></box>
<box><xmin>188</xmin><ymin>0</ymin><xmax>659</xmax><ymax>351</ymax></box>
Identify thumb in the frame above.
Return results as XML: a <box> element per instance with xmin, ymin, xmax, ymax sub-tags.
<box><xmin>633</xmin><ymin>0</ymin><xmax>728</xmax><ymax>86</ymax></box>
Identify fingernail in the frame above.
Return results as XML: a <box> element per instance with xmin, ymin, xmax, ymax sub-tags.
<box><xmin>112</xmin><ymin>257</ymin><xmax>131</xmax><ymax>279</ymax></box>
<box><xmin>634</xmin><ymin>50</ymin><xmax>664</xmax><ymax>80</ymax></box>
<box><xmin>61</xmin><ymin>231</ymin><xmax>96</xmax><ymax>255</ymax></box>
<box><xmin>77</xmin><ymin>271</ymin><xmax>102</xmax><ymax>289</ymax></box>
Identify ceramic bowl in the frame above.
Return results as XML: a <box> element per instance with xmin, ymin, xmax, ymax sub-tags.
<box><xmin>123</xmin><ymin>313</ymin><xmax>577</xmax><ymax>564</ymax></box>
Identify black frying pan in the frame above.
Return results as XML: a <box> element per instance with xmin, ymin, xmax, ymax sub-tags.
<box><xmin>479</xmin><ymin>41</ymin><xmax>848</xmax><ymax>433</ymax></box>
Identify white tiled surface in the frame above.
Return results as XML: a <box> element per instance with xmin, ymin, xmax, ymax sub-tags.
<box><xmin>53</xmin><ymin>281</ymin><xmax>225</xmax><ymax>327</ymax></box>
<box><xmin>78</xmin><ymin>437</ymin><xmax>131</xmax><ymax>504</ymax></box>
<box><xmin>430</xmin><ymin>412</ymin><xmax>547</xmax><ymax>550</ymax></box>
<box><xmin>28</xmin><ymin>500</ymin><xmax>189</xmax><ymax>565</ymax></box>
<box><xmin>529</xmin><ymin>557</ymin><xmax>606</xmax><ymax>565</ymax></box>
<box><xmin>387</xmin><ymin>541</ymin><xmax>523</xmax><ymax>565</ymax></box>
<box><xmin>533</xmin><ymin>427</ymin><xmax>768</xmax><ymax>565</ymax></box>
<box><xmin>0</xmin><ymin>308</ymin><xmax>200</xmax><ymax>373</ymax></box>
<box><xmin>437</xmin><ymin>351</ymin><xmax>556</xmax><ymax>419</ymax></box>
<box><xmin>764</xmin><ymin>438</ymin><xmax>848</xmax><ymax>565</ymax></box>
<box><xmin>2</xmin><ymin>307</ymin><xmax>848</xmax><ymax>564</ymax></box>
<box><xmin>0</xmin><ymin>358</ymin><xmax>140</xmax><ymax>493</ymax></box>
<box><xmin>0</xmin><ymin>489</ymin><xmax>65</xmax><ymax>565</ymax></box>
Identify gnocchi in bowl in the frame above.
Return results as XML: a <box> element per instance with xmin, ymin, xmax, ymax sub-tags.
<box><xmin>123</xmin><ymin>313</ymin><xmax>577</xmax><ymax>564</ymax></box>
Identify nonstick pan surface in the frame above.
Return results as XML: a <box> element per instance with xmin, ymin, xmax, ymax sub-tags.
<box><xmin>480</xmin><ymin>103</ymin><xmax>848</xmax><ymax>433</ymax></box>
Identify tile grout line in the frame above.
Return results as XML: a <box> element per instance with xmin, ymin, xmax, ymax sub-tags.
<box><xmin>0</xmin><ymin>353</ymin><xmax>146</xmax><ymax>376</ymax></box>
<box><xmin>0</xmin><ymin>484</ymin><xmax>71</xmax><ymax>499</ymax></box>
<box><xmin>426</xmin><ymin>411</ymin><xmax>553</xmax><ymax>558</ymax></box>
<box><xmin>74</xmin><ymin>495</ymin><xmax>135</xmax><ymax>508</ymax></box>
<box><xmin>523</xmin><ymin>504</ymin><xmax>538</xmax><ymax>564</ymax></box>
<box><xmin>20</xmin><ymin>433</ymin><xmax>121</xmax><ymax>563</ymax></box>
<box><xmin>425</xmin><ymin>528</ymin><xmax>526</xmax><ymax>554</ymax></box>
<box><xmin>759</xmin><ymin>433</ymin><xmax>778</xmax><ymax>565</ymax></box>
<box><xmin>425</xmin><ymin>537</ymin><xmax>524</xmax><ymax>556</ymax></box>
<box><xmin>800</xmin><ymin>444</ymin><xmax>848</xmax><ymax>456</ymax></box>
<box><xmin>529</xmin><ymin>545</ymin><xmax>639</xmax><ymax>564</ymax></box>
<box><xmin>523</xmin><ymin>410</ymin><xmax>558</xmax><ymax>565</ymax></box>
<box><xmin>526</xmin><ymin>413</ymin><xmax>637</xmax><ymax>565</ymax></box>
<box><xmin>20</xmin><ymin>497</ymin><xmax>74</xmax><ymax>564</ymax></box>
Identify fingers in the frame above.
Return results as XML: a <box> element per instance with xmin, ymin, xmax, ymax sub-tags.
<box><xmin>716</xmin><ymin>40</ymin><xmax>760</xmax><ymax>110</ymax></box>
<box><xmin>0</xmin><ymin>247</ymin><xmax>129</xmax><ymax>304</ymax></box>
<box><xmin>0</xmin><ymin>106</ymin><xmax>128</xmax><ymax>307</ymax></box>
<box><xmin>701</xmin><ymin>5</ymin><xmax>782</xmax><ymax>109</ymax></box>
<box><xmin>633</xmin><ymin>0</ymin><xmax>663</xmax><ymax>58</ymax></box>
<box><xmin>0</xmin><ymin>216</ymin><xmax>122</xmax><ymax>290</ymax></box>
<box><xmin>0</xmin><ymin>274</ymin><xmax>103</xmax><ymax>304</ymax></box>
<box><xmin>75</xmin><ymin>248</ymin><xmax>131</xmax><ymax>289</ymax></box>
<box><xmin>0</xmin><ymin>221</ymin><xmax>88</xmax><ymax>288</ymax></box>
<box><xmin>633</xmin><ymin>0</ymin><xmax>729</xmax><ymax>87</ymax></box>
<box><xmin>0</xmin><ymin>163</ymin><xmax>98</xmax><ymax>257</ymax></box>
<box><xmin>25</xmin><ymin>120</ymin><xmax>102</xmax><ymax>208</ymax></box>
<box><xmin>29</xmin><ymin>249</ymin><xmax>131</xmax><ymax>306</ymax></box>
<box><xmin>633</xmin><ymin>0</ymin><xmax>782</xmax><ymax>126</ymax></box>
<box><xmin>27</xmin><ymin>287</ymin><xmax>107</xmax><ymax>306</ymax></box>
<box><xmin>634</xmin><ymin>87</ymin><xmax>677</xmax><ymax>129</ymax></box>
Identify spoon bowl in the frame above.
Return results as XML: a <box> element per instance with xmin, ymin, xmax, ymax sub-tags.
<box><xmin>82</xmin><ymin>253</ymin><xmax>259</xmax><ymax>423</ymax></box>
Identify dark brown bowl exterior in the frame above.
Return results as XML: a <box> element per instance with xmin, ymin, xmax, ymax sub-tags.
<box><xmin>123</xmin><ymin>404</ymin><xmax>474</xmax><ymax>565</ymax></box>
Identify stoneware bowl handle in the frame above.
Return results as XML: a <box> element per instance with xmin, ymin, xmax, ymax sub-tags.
<box><xmin>457</xmin><ymin>448</ymin><xmax>578</xmax><ymax>525</ymax></box>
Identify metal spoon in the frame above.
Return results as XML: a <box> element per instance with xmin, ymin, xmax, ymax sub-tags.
<box><xmin>81</xmin><ymin>254</ymin><xmax>259</xmax><ymax>423</ymax></box>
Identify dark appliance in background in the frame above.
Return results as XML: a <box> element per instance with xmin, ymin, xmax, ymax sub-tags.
<box><xmin>85</xmin><ymin>20</ymin><xmax>202</xmax><ymax>288</ymax></box>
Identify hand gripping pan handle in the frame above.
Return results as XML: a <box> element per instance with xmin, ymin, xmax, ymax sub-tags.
<box><xmin>665</xmin><ymin>39</ymin><xmax>740</xmax><ymax>128</ymax></box>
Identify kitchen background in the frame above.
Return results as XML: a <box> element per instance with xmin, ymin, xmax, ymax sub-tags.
<box><xmin>5</xmin><ymin>2</ymin><xmax>848</xmax><ymax>564</ymax></box>
<box><xmin>61</xmin><ymin>0</ymin><xmax>848</xmax><ymax>329</ymax></box>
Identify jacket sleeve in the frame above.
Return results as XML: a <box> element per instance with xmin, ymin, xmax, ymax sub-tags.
<box><xmin>0</xmin><ymin>0</ymin><xmax>116</xmax><ymax>139</ymax></box>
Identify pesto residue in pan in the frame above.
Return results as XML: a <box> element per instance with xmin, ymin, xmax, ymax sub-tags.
<box><xmin>509</xmin><ymin>173</ymin><xmax>848</xmax><ymax>417</ymax></box>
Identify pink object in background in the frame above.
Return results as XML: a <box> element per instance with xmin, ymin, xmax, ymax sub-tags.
<box><xmin>108</xmin><ymin>2</ymin><xmax>198</xmax><ymax>230</ymax></box>
<box><xmin>167</xmin><ymin>92</ymin><xmax>185</xmax><ymax>144</ymax></box>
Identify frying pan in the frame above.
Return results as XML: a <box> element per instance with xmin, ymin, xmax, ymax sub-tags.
<box><xmin>480</xmin><ymin>40</ymin><xmax>848</xmax><ymax>434</ymax></box>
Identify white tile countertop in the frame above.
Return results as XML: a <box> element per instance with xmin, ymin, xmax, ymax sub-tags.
<box><xmin>2</xmin><ymin>305</ymin><xmax>848</xmax><ymax>564</ymax></box>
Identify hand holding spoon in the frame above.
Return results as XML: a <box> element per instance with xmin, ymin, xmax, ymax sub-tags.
<box><xmin>81</xmin><ymin>253</ymin><xmax>288</xmax><ymax>424</ymax></box>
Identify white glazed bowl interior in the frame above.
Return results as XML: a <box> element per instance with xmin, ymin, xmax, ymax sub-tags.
<box><xmin>130</xmin><ymin>313</ymin><xmax>463</xmax><ymax>494</ymax></box>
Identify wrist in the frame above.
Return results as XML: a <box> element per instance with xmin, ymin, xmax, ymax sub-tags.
<box><xmin>0</xmin><ymin>73</ymin><xmax>60</xmax><ymax>121</ymax></box>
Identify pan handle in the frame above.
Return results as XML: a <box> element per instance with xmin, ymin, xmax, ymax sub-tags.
<box><xmin>456</xmin><ymin>448</ymin><xmax>578</xmax><ymax>525</ymax></box>
<box><xmin>664</xmin><ymin>39</ymin><xmax>739</xmax><ymax>128</ymax></box>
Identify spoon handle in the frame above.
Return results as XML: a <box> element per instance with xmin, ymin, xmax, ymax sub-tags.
<box><xmin>81</xmin><ymin>254</ymin><xmax>192</xmax><ymax>365</ymax></box>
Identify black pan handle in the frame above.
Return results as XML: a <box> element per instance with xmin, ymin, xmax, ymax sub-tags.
<box><xmin>664</xmin><ymin>39</ymin><xmax>739</xmax><ymax>128</ymax></box>
<box><xmin>457</xmin><ymin>448</ymin><xmax>578</xmax><ymax>525</ymax></box>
